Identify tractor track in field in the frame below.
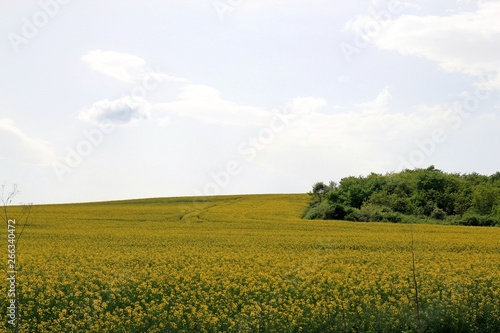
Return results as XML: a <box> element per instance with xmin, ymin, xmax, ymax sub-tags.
<box><xmin>178</xmin><ymin>197</ymin><xmax>243</xmax><ymax>222</ymax></box>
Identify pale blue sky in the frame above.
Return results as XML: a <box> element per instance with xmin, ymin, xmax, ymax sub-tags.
<box><xmin>1</xmin><ymin>0</ymin><xmax>499</xmax><ymax>204</ymax></box>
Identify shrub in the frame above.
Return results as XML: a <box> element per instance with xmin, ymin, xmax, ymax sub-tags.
<box><xmin>345</xmin><ymin>208</ymin><xmax>361</xmax><ymax>221</ymax></box>
<box><xmin>325</xmin><ymin>203</ymin><xmax>352</xmax><ymax>220</ymax></box>
<box><xmin>481</xmin><ymin>216</ymin><xmax>500</xmax><ymax>226</ymax></box>
<box><xmin>430</xmin><ymin>207</ymin><xmax>447</xmax><ymax>220</ymax></box>
<box><xmin>303</xmin><ymin>201</ymin><xmax>331</xmax><ymax>219</ymax></box>
<box><xmin>304</xmin><ymin>202</ymin><xmax>352</xmax><ymax>220</ymax></box>
<box><xmin>490</xmin><ymin>204</ymin><xmax>500</xmax><ymax>220</ymax></box>
<box><xmin>457</xmin><ymin>214</ymin><xmax>500</xmax><ymax>227</ymax></box>
<box><xmin>358</xmin><ymin>204</ymin><xmax>384</xmax><ymax>222</ymax></box>
<box><xmin>382</xmin><ymin>212</ymin><xmax>403</xmax><ymax>223</ymax></box>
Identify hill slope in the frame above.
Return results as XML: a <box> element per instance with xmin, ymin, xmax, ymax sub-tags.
<box><xmin>3</xmin><ymin>193</ymin><xmax>499</xmax><ymax>332</ymax></box>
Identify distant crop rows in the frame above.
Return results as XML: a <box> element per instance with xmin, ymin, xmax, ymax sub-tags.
<box><xmin>1</xmin><ymin>194</ymin><xmax>499</xmax><ymax>332</ymax></box>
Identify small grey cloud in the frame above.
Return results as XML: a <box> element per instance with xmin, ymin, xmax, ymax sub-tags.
<box><xmin>79</xmin><ymin>96</ymin><xmax>151</xmax><ymax>126</ymax></box>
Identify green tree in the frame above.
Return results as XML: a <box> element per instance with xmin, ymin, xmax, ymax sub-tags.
<box><xmin>471</xmin><ymin>185</ymin><xmax>500</xmax><ymax>215</ymax></box>
<box><xmin>310</xmin><ymin>182</ymin><xmax>329</xmax><ymax>204</ymax></box>
<box><xmin>451</xmin><ymin>189</ymin><xmax>472</xmax><ymax>216</ymax></box>
<box><xmin>305</xmin><ymin>167</ymin><xmax>500</xmax><ymax>227</ymax></box>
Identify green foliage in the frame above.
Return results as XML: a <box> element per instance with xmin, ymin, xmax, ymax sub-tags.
<box><xmin>491</xmin><ymin>204</ymin><xmax>500</xmax><ymax>219</ymax></box>
<box><xmin>338</xmin><ymin>203</ymin><xmax>403</xmax><ymax>223</ymax></box>
<box><xmin>457</xmin><ymin>214</ymin><xmax>500</xmax><ymax>227</ymax></box>
<box><xmin>309</xmin><ymin>181</ymin><xmax>329</xmax><ymax>204</ymax></box>
<box><xmin>430</xmin><ymin>207</ymin><xmax>447</xmax><ymax>220</ymax></box>
<box><xmin>451</xmin><ymin>189</ymin><xmax>472</xmax><ymax>216</ymax></box>
<box><xmin>303</xmin><ymin>201</ymin><xmax>332</xmax><ymax>219</ymax></box>
<box><xmin>471</xmin><ymin>185</ymin><xmax>500</xmax><ymax>215</ymax></box>
<box><xmin>383</xmin><ymin>211</ymin><xmax>403</xmax><ymax>223</ymax></box>
<box><xmin>306</xmin><ymin>166</ymin><xmax>500</xmax><ymax>226</ymax></box>
<box><xmin>304</xmin><ymin>201</ymin><xmax>353</xmax><ymax>220</ymax></box>
<box><xmin>358</xmin><ymin>203</ymin><xmax>384</xmax><ymax>222</ymax></box>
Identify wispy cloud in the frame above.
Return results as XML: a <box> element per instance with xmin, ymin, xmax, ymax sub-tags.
<box><xmin>154</xmin><ymin>84</ymin><xmax>271</xmax><ymax>126</ymax></box>
<box><xmin>348</xmin><ymin>1</ymin><xmax>500</xmax><ymax>89</ymax></box>
<box><xmin>355</xmin><ymin>87</ymin><xmax>391</xmax><ymax>115</ymax></box>
<box><xmin>80</xmin><ymin>50</ymin><xmax>188</xmax><ymax>126</ymax></box>
<box><xmin>82</xmin><ymin>50</ymin><xmax>187</xmax><ymax>84</ymax></box>
<box><xmin>0</xmin><ymin>119</ymin><xmax>58</xmax><ymax>166</ymax></box>
<box><xmin>81</xmin><ymin>50</ymin><xmax>326</xmax><ymax>128</ymax></box>
<box><xmin>249</xmin><ymin>89</ymin><xmax>457</xmax><ymax>177</ymax></box>
<box><xmin>82</xmin><ymin>50</ymin><xmax>148</xmax><ymax>83</ymax></box>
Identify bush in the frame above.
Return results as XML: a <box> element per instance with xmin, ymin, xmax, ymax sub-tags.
<box><xmin>430</xmin><ymin>207</ymin><xmax>447</xmax><ymax>220</ymax></box>
<box><xmin>357</xmin><ymin>204</ymin><xmax>385</xmax><ymax>222</ymax></box>
<box><xmin>325</xmin><ymin>203</ymin><xmax>352</xmax><ymax>220</ymax></box>
<box><xmin>490</xmin><ymin>204</ymin><xmax>500</xmax><ymax>220</ymax></box>
<box><xmin>481</xmin><ymin>216</ymin><xmax>500</xmax><ymax>226</ymax></box>
<box><xmin>345</xmin><ymin>208</ymin><xmax>361</xmax><ymax>221</ymax></box>
<box><xmin>457</xmin><ymin>214</ymin><xmax>500</xmax><ymax>227</ymax></box>
<box><xmin>382</xmin><ymin>212</ymin><xmax>403</xmax><ymax>223</ymax></box>
<box><xmin>304</xmin><ymin>202</ymin><xmax>352</xmax><ymax>220</ymax></box>
<box><xmin>306</xmin><ymin>168</ymin><xmax>500</xmax><ymax>227</ymax></box>
<box><xmin>303</xmin><ymin>201</ymin><xmax>331</xmax><ymax>219</ymax></box>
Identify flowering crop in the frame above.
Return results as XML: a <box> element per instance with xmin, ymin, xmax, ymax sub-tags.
<box><xmin>1</xmin><ymin>194</ymin><xmax>499</xmax><ymax>332</ymax></box>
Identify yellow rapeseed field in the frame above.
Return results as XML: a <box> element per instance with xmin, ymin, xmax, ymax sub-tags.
<box><xmin>1</xmin><ymin>194</ymin><xmax>499</xmax><ymax>332</ymax></box>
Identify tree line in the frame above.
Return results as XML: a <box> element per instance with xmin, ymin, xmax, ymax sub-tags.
<box><xmin>304</xmin><ymin>166</ymin><xmax>500</xmax><ymax>226</ymax></box>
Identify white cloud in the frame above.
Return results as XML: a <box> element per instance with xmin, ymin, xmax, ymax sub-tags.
<box><xmin>80</xmin><ymin>50</ymin><xmax>191</xmax><ymax>127</ymax></box>
<box><xmin>253</xmin><ymin>88</ymin><xmax>453</xmax><ymax>176</ymax></box>
<box><xmin>0</xmin><ymin>119</ymin><xmax>58</xmax><ymax>166</ymax></box>
<box><xmin>312</xmin><ymin>98</ymin><xmax>445</xmax><ymax>147</ymax></box>
<box><xmin>285</xmin><ymin>97</ymin><xmax>327</xmax><ymax>131</ymax></box>
<box><xmin>81</xmin><ymin>50</ymin><xmax>270</xmax><ymax>127</ymax></box>
<box><xmin>478</xmin><ymin>113</ymin><xmax>496</xmax><ymax>120</ymax></box>
<box><xmin>82</xmin><ymin>50</ymin><xmax>187</xmax><ymax>84</ymax></box>
<box><xmin>355</xmin><ymin>86</ymin><xmax>391</xmax><ymax>114</ymax></box>
<box><xmin>338</xmin><ymin>75</ymin><xmax>350</xmax><ymax>82</ymax></box>
<box><xmin>350</xmin><ymin>2</ymin><xmax>500</xmax><ymax>89</ymax></box>
<box><xmin>287</xmin><ymin>96</ymin><xmax>327</xmax><ymax>115</ymax></box>
<box><xmin>79</xmin><ymin>96</ymin><xmax>151</xmax><ymax>126</ymax></box>
<box><xmin>154</xmin><ymin>84</ymin><xmax>271</xmax><ymax>126</ymax></box>
<box><xmin>83</xmin><ymin>50</ymin><xmax>148</xmax><ymax>83</ymax></box>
